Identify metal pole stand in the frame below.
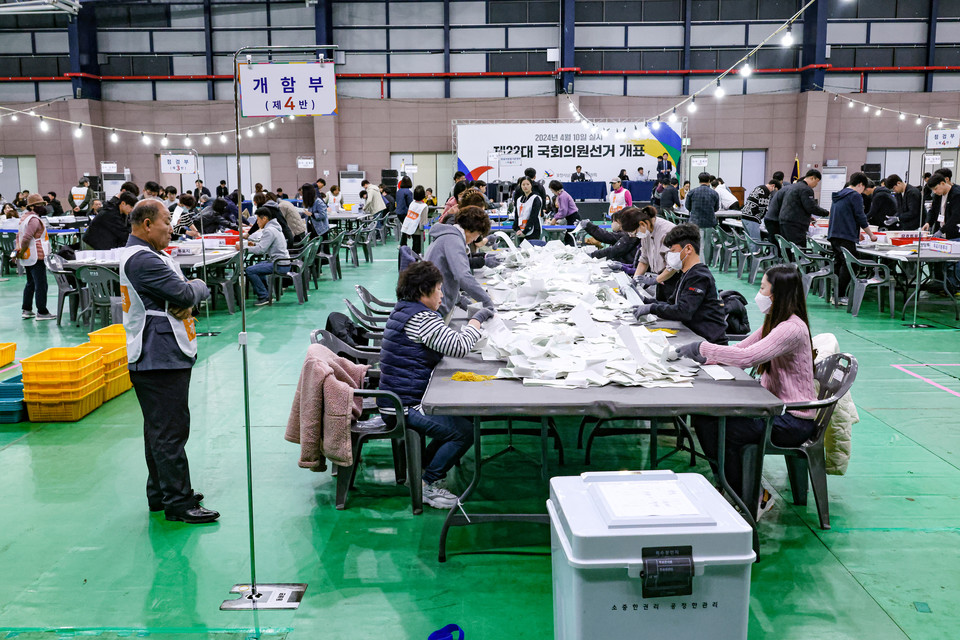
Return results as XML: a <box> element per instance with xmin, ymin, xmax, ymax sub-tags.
<box><xmin>196</xmin><ymin>231</ymin><xmax>220</xmax><ymax>337</ymax></box>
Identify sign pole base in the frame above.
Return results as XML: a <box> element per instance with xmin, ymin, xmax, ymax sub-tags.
<box><xmin>221</xmin><ymin>583</ymin><xmax>307</xmax><ymax>610</ymax></box>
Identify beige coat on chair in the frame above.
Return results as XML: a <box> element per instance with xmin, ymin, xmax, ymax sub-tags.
<box><xmin>285</xmin><ymin>344</ymin><xmax>368</xmax><ymax>471</ymax></box>
<box><xmin>813</xmin><ymin>333</ymin><xmax>860</xmax><ymax>475</ymax></box>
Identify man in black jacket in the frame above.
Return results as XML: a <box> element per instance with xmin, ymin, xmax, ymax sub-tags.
<box><xmin>884</xmin><ymin>175</ymin><xmax>922</xmax><ymax>230</ymax></box>
<box><xmin>659</xmin><ymin>178</ymin><xmax>682</xmax><ymax>213</ymax></box>
<box><xmin>779</xmin><ymin>169</ymin><xmax>828</xmax><ymax>247</ymax></box>
<box><xmin>511</xmin><ymin>167</ymin><xmax>547</xmax><ymax>203</ymax></box>
<box><xmin>193</xmin><ymin>179</ymin><xmax>211</xmax><ymax>202</ymax></box>
<box><xmin>631</xmin><ymin>223</ymin><xmax>728</xmax><ymax>345</ymax></box>
<box><xmin>924</xmin><ymin>168</ymin><xmax>953</xmax><ymax>231</ymax></box>
<box><xmin>656</xmin><ymin>154</ymin><xmax>673</xmax><ymax>182</ymax></box>
<box><xmin>570</xmin><ymin>165</ymin><xmax>587</xmax><ymax>182</ymax></box>
<box><xmin>867</xmin><ymin>179</ymin><xmax>898</xmax><ymax>227</ymax></box>
<box><xmin>923</xmin><ymin>173</ymin><xmax>960</xmax><ymax>239</ymax></box>
<box><xmin>83</xmin><ymin>191</ymin><xmax>138</xmax><ymax>250</ymax></box>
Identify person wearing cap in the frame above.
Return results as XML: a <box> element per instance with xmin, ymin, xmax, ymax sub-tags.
<box><xmin>16</xmin><ymin>193</ymin><xmax>56</xmax><ymax>320</ymax></box>
<box><xmin>71</xmin><ymin>177</ymin><xmax>94</xmax><ymax>215</ymax></box>
<box><xmin>607</xmin><ymin>177</ymin><xmax>633</xmax><ymax>218</ymax></box>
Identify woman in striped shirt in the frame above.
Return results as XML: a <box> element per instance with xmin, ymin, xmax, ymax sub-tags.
<box><xmin>678</xmin><ymin>265</ymin><xmax>817</xmax><ymax>510</ymax></box>
<box><xmin>378</xmin><ymin>261</ymin><xmax>495</xmax><ymax>509</ymax></box>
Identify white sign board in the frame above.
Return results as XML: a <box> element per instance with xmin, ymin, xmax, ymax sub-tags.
<box><xmin>239</xmin><ymin>61</ymin><xmax>337</xmax><ymax>118</ymax></box>
<box><xmin>924</xmin><ymin>154</ymin><xmax>942</xmax><ymax>165</ymax></box>
<box><xmin>160</xmin><ymin>152</ymin><xmax>198</xmax><ymax>174</ymax></box>
<box><xmin>690</xmin><ymin>156</ymin><xmax>708</xmax><ymax>167</ymax></box>
<box><xmin>404</xmin><ymin>164</ymin><xmax>419</xmax><ymax>174</ymax></box>
<box><xmin>943</xmin><ymin>160</ymin><xmax>956</xmax><ymax>169</ymax></box>
<box><xmin>456</xmin><ymin>121</ymin><xmax>683</xmax><ymax>183</ymax></box>
<box><xmin>818</xmin><ymin>166</ymin><xmax>848</xmax><ymax>209</ymax></box>
<box><xmin>297</xmin><ymin>156</ymin><xmax>315</xmax><ymax>169</ymax></box>
<box><xmin>0</xmin><ymin>158</ymin><xmax>3</xmax><ymax>174</ymax></box>
<box><xmin>927</xmin><ymin>129</ymin><xmax>960</xmax><ymax>149</ymax></box>
<box><xmin>100</xmin><ymin>161</ymin><xmax>117</xmax><ymax>173</ymax></box>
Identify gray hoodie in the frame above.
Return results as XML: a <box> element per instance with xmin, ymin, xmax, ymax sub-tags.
<box><xmin>425</xmin><ymin>223</ymin><xmax>494</xmax><ymax>316</ymax></box>
<box><xmin>248</xmin><ymin>219</ymin><xmax>289</xmax><ymax>260</ymax></box>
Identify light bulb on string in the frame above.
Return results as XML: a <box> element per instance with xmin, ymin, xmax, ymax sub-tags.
<box><xmin>142</xmin><ymin>133</ymin><xmax>151</xmax><ymax>145</ymax></box>
<box><xmin>863</xmin><ymin>104</ymin><xmax>870</xmax><ymax>113</ymax></box>
<box><xmin>288</xmin><ymin>115</ymin><xmax>294</xmax><ymax>121</ymax></box>
<box><xmin>590</xmin><ymin>125</ymin><xmax>598</xmax><ymax>134</ymax></box>
<box><xmin>668</xmin><ymin>109</ymin><xmax>677</xmax><ymax>124</ymax></box>
<box><xmin>203</xmin><ymin>136</ymin><xmax>211</xmax><ymax>146</ymax></box>
<box><xmin>714</xmin><ymin>80</ymin><xmax>725</xmax><ymax>98</ymax></box>
<box><xmin>573</xmin><ymin>113</ymin><xmax>581</xmax><ymax>122</ymax></box>
<box><xmin>246</xmin><ymin>129</ymin><xmax>253</xmax><ymax>137</ymax></box>
<box><xmin>740</xmin><ymin>63</ymin><xmax>752</xmax><ymax>77</ymax></box>
<box><xmin>28</xmin><ymin>110</ymin><xmax>36</xmax><ymax>117</ymax></box>
<box><xmin>581</xmin><ymin>120</ymin><xmax>590</xmax><ymax>130</ymax></box>
<box><xmin>848</xmin><ymin>100</ymin><xmax>854</xmax><ymax>109</ymax></box>
<box><xmin>915</xmin><ymin>117</ymin><xmax>922</xmax><ymax>125</ymax></box>
<box><xmin>640</xmin><ymin>124</ymin><xmax>650</xmax><ymax>137</ymax></box>
<box><xmin>615</xmin><ymin>128</ymin><xmax>625</xmax><ymax>140</ymax></box>
<box><xmin>652</xmin><ymin>118</ymin><xmax>661</xmax><ymax>131</ymax></box>
<box><xmin>601</xmin><ymin>128</ymin><xmax>609</xmax><ymax>138</ymax></box>
<box><xmin>688</xmin><ymin>97</ymin><xmax>697</xmax><ymax>113</ymax></box>
<box><xmin>10</xmin><ymin>114</ymin><xmax>17</xmax><ymax>121</ymax></box>
<box><xmin>39</xmin><ymin>117</ymin><xmax>49</xmax><ymax>132</ymax></box>
<box><xmin>268</xmin><ymin>121</ymin><xmax>275</xmax><ymax>130</ymax></box>
<box><xmin>110</xmin><ymin>130</ymin><xmax>119</xmax><ymax>143</ymax></box>
<box><xmin>258</xmin><ymin>126</ymin><xmax>265</xmax><ymax>134</ymax></box>
<box><xmin>781</xmin><ymin>28</ymin><xmax>793</xmax><ymax>47</ymax></box>
<box><xmin>220</xmin><ymin>134</ymin><xmax>228</xmax><ymax>143</ymax></box>
<box><xmin>568</xmin><ymin>103</ymin><xmax>575</xmax><ymax>111</ymax></box>
<box><xmin>875</xmin><ymin>108</ymin><xmax>882</xmax><ymax>117</ymax></box>
<box><xmin>899</xmin><ymin>112</ymin><xmax>906</xmax><ymax>120</ymax></box>
<box><xmin>73</xmin><ymin>123</ymin><xmax>83</xmax><ymax>138</ymax></box>
<box><xmin>161</xmin><ymin>135</ymin><xmax>169</xmax><ymax>147</ymax></box>
<box><xmin>938</xmin><ymin>119</ymin><xmax>944</xmax><ymax>128</ymax></box>
<box><xmin>183</xmin><ymin>137</ymin><xmax>192</xmax><ymax>146</ymax></box>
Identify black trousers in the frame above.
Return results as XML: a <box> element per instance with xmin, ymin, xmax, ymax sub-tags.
<box><xmin>400</xmin><ymin>231</ymin><xmax>423</xmax><ymax>254</ymax></box>
<box><xmin>780</xmin><ymin>221</ymin><xmax>808</xmax><ymax>248</ymax></box>
<box><xmin>22</xmin><ymin>261</ymin><xmax>50</xmax><ymax>314</ymax></box>
<box><xmin>830</xmin><ymin>237</ymin><xmax>858</xmax><ymax>298</ymax></box>
<box><xmin>763</xmin><ymin>219</ymin><xmax>780</xmax><ymax>241</ymax></box>
<box><xmin>130</xmin><ymin>368</ymin><xmax>196</xmax><ymax>512</ymax></box>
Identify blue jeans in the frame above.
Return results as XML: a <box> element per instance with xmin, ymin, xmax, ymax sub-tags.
<box><xmin>22</xmin><ymin>261</ymin><xmax>50</xmax><ymax>314</ymax></box>
<box><xmin>406</xmin><ymin>408</ymin><xmax>474</xmax><ymax>484</ymax></box>
<box><xmin>245</xmin><ymin>261</ymin><xmax>288</xmax><ymax>301</ymax></box>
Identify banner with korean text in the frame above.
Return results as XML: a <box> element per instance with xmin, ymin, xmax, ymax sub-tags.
<box><xmin>238</xmin><ymin>61</ymin><xmax>337</xmax><ymax>117</ymax></box>
<box><xmin>455</xmin><ymin>121</ymin><xmax>683</xmax><ymax>183</ymax></box>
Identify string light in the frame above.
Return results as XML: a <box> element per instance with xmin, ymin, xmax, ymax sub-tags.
<box><xmin>220</xmin><ymin>134</ymin><xmax>228</xmax><ymax>143</ymax></box>
<box><xmin>258</xmin><ymin>126</ymin><xmax>265</xmax><ymax>134</ymax></box>
<box><xmin>601</xmin><ymin>128</ymin><xmax>609</xmax><ymax>138</ymax></box>
<box><xmin>141</xmin><ymin>133</ymin><xmax>151</xmax><ymax>145</ymax></box>
<box><xmin>589</xmin><ymin>125</ymin><xmax>598</xmax><ymax>134</ymax></box>
<box><xmin>246</xmin><ymin>129</ymin><xmax>253</xmax><ymax>137</ymax></box>
<box><xmin>874</xmin><ymin>108</ymin><xmax>882</xmax><ymax>117</ymax></box>
<box><xmin>938</xmin><ymin>119</ymin><xmax>944</xmax><ymax>128</ymax></box>
<box><xmin>668</xmin><ymin>109</ymin><xmax>678</xmax><ymax>123</ymax></box>
<box><xmin>10</xmin><ymin>114</ymin><xmax>17</xmax><ymax>121</ymax></box>
<box><xmin>268</xmin><ymin>122</ymin><xmax>275</xmax><ymax>129</ymax></box>
<box><xmin>899</xmin><ymin>112</ymin><xmax>905</xmax><ymax>120</ymax></box>
<box><xmin>73</xmin><ymin>123</ymin><xmax>83</xmax><ymax>138</ymax></box>
<box><xmin>39</xmin><ymin>117</ymin><xmax>49</xmax><ymax>132</ymax></box>
<box><xmin>688</xmin><ymin>97</ymin><xmax>697</xmax><ymax>113</ymax></box>
<box><xmin>161</xmin><ymin>135</ymin><xmax>169</xmax><ymax>147</ymax></box>
<box><xmin>203</xmin><ymin>136</ymin><xmax>211</xmax><ymax>145</ymax></box>
<box><xmin>740</xmin><ymin>63</ymin><xmax>752</xmax><ymax>77</ymax></box>
<box><xmin>781</xmin><ymin>28</ymin><xmax>794</xmax><ymax>47</ymax></box>
<box><xmin>848</xmin><ymin>100</ymin><xmax>855</xmax><ymax>109</ymax></box>
<box><xmin>714</xmin><ymin>80</ymin><xmax>725</xmax><ymax>98</ymax></box>
<box><xmin>183</xmin><ymin>136</ymin><xmax>192</xmax><ymax>146</ymax></box>
<box><xmin>916</xmin><ymin>117</ymin><xmax>923</xmax><ymax>125</ymax></box>
<box><xmin>651</xmin><ymin>118</ymin><xmax>661</xmax><ymax>131</ymax></box>
<box><xmin>110</xmin><ymin>130</ymin><xmax>119</xmax><ymax>143</ymax></box>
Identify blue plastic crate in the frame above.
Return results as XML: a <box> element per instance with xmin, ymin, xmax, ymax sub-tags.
<box><xmin>0</xmin><ymin>374</ymin><xmax>24</xmax><ymax>400</ymax></box>
<box><xmin>0</xmin><ymin>397</ymin><xmax>25</xmax><ymax>424</ymax></box>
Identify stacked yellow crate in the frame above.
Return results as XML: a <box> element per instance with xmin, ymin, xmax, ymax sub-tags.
<box><xmin>0</xmin><ymin>343</ymin><xmax>15</xmax><ymax>367</ymax></box>
<box><xmin>21</xmin><ymin>347</ymin><xmax>105</xmax><ymax>422</ymax></box>
<box><xmin>88</xmin><ymin>324</ymin><xmax>131</xmax><ymax>401</ymax></box>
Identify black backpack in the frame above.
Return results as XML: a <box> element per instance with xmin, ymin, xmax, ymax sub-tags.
<box><xmin>324</xmin><ymin>312</ymin><xmax>370</xmax><ymax>349</ymax></box>
<box><xmin>720</xmin><ymin>290</ymin><xmax>751</xmax><ymax>336</ymax></box>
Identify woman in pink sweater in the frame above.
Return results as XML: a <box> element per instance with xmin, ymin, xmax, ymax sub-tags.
<box><xmin>677</xmin><ymin>265</ymin><xmax>817</xmax><ymax>506</ymax></box>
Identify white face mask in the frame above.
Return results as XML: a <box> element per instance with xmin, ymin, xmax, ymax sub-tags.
<box><xmin>755</xmin><ymin>290</ymin><xmax>773</xmax><ymax>314</ymax></box>
<box><xmin>666</xmin><ymin>249</ymin><xmax>683</xmax><ymax>271</ymax></box>
<box><xmin>637</xmin><ymin>230</ymin><xmax>650</xmax><ymax>239</ymax></box>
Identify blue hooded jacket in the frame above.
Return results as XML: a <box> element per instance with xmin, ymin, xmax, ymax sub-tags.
<box><xmin>827</xmin><ymin>187</ymin><xmax>869</xmax><ymax>243</ymax></box>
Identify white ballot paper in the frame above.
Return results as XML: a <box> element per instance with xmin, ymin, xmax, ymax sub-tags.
<box><xmin>701</xmin><ymin>364</ymin><xmax>736</xmax><ymax>381</ymax></box>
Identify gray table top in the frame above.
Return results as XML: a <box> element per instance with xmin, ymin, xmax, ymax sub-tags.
<box><xmin>811</xmin><ymin>236</ymin><xmax>960</xmax><ymax>263</ymax></box>
<box><xmin>64</xmin><ymin>249</ymin><xmax>237</xmax><ymax>271</ymax></box>
<box><xmin>421</xmin><ymin>320</ymin><xmax>784</xmax><ymax>420</ymax></box>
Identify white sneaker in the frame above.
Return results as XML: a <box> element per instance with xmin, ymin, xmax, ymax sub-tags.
<box><xmin>838</xmin><ymin>296</ymin><xmax>849</xmax><ymax>306</ymax></box>
<box><xmin>35</xmin><ymin>313</ymin><xmax>56</xmax><ymax>321</ymax></box>
<box><xmin>422</xmin><ymin>480</ymin><xmax>459</xmax><ymax>509</ymax></box>
<box><xmin>22</xmin><ymin>310</ymin><xmax>35</xmax><ymax>319</ymax></box>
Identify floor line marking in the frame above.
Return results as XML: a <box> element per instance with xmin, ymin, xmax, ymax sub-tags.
<box><xmin>0</xmin><ymin>363</ymin><xmax>20</xmax><ymax>374</ymax></box>
<box><xmin>891</xmin><ymin>364</ymin><xmax>960</xmax><ymax>399</ymax></box>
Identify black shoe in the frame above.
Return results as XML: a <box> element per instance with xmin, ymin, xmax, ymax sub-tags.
<box><xmin>150</xmin><ymin>492</ymin><xmax>204</xmax><ymax>512</ymax></box>
<box><xmin>165</xmin><ymin>505</ymin><xmax>220</xmax><ymax>524</ymax></box>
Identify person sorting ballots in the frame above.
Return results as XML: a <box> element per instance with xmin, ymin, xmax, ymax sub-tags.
<box><xmin>630</xmin><ymin>223</ymin><xmax>728</xmax><ymax>346</ymax></box>
<box><xmin>378</xmin><ymin>261</ymin><xmax>494</xmax><ymax>509</ymax></box>
<box><xmin>675</xmin><ymin>266</ymin><xmax>817</xmax><ymax>512</ymax></box>
<box><xmin>424</xmin><ymin>205</ymin><xmax>495</xmax><ymax>317</ymax></box>
<box><xmin>119</xmin><ymin>199</ymin><xmax>218</xmax><ymax>524</ymax></box>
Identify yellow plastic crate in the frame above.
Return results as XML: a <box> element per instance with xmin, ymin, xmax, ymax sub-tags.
<box><xmin>23</xmin><ymin>364</ymin><xmax>105</xmax><ymax>390</ymax></box>
<box><xmin>104</xmin><ymin>369</ymin><xmax>132</xmax><ymax>401</ymax></box>
<box><xmin>0</xmin><ymin>343</ymin><xmax>15</xmax><ymax>368</ymax></box>
<box><xmin>88</xmin><ymin>324</ymin><xmax>127</xmax><ymax>348</ymax></box>
<box><xmin>24</xmin><ymin>375</ymin><xmax>106</xmax><ymax>402</ymax></box>
<box><xmin>21</xmin><ymin>347</ymin><xmax>103</xmax><ymax>377</ymax></box>
<box><xmin>77</xmin><ymin>341</ymin><xmax>126</xmax><ymax>371</ymax></box>
<box><xmin>26</xmin><ymin>384</ymin><xmax>104</xmax><ymax>422</ymax></box>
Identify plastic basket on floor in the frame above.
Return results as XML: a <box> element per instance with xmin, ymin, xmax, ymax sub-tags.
<box><xmin>21</xmin><ymin>359</ymin><xmax>104</xmax><ymax>386</ymax></box>
<box><xmin>0</xmin><ymin>374</ymin><xmax>24</xmax><ymax>399</ymax></box>
<box><xmin>20</xmin><ymin>347</ymin><xmax>104</xmax><ymax>377</ymax></box>
<box><xmin>88</xmin><ymin>324</ymin><xmax>127</xmax><ymax>348</ymax></box>
<box><xmin>77</xmin><ymin>341</ymin><xmax>126</xmax><ymax>372</ymax></box>
<box><xmin>24</xmin><ymin>375</ymin><xmax>106</xmax><ymax>402</ymax></box>
<box><xmin>104</xmin><ymin>368</ymin><xmax>132</xmax><ymax>401</ymax></box>
<box><xmin>0</xmin><ymin>398</ymin><xmax>26</xmax><ymax>424</ymax></box>
<box><xmin>0</xmin><ymin>343</ymin><xmax>15</xmax><ymax>367</ymax></box>
<box><xmin>26</xmin><ymin>384</ymin><xmax>104</xmax><ymax>422</ymax></box>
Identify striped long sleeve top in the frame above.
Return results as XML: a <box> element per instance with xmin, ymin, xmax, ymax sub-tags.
<box><xmin>405</xmin><ymin>310</ymin><xmax>481</xmax><ymax>358</ymax></box>
<box><xmin>699</xmin><ymin>314</ymin><xmax>817</xmax><ymax>419</ymax></box>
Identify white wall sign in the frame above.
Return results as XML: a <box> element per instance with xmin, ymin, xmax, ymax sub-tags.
<box><xmin>404</xmin><ymin>164</ymin><xmax>419</xmax><ymax>174</ymax></box>
<box><xmin>239</xmin><ymin>61</ymin><xmax>337</xmax><ymax>118</ymax></box>
<box><xmin>943</xmin><ymin>160</ymin><xmax>956</xmax><ymax>169</ymax></box>
<box><xmin>690</xmin><ymin>156</ymin><xmax>708</xmax><ymax>167</ymax></box>
<box><xmin>924</xmin><ymin>154</ymin><xmax>942</xmax><ymax>165</ymax></box>
<box><xmin>456</xmin><ymin>121</ymin><xmax>684</xmax><ymax>182</ymax></box>
<box><xmin>160</xmin><ymin>152</ymin><xmax>198</xmax><ymax>174</ymax></box>
<box><xmin>297</xmin><ymin>156</ymin><xmax>315</xmax><ymax>169</ymax></box>
<box><xmin>818</xmin><ymin>167</ymin><xmax>847</xmax><ymax>209</ymax></box>
<box><xmin>100</xmin><ymin>161</ymin><xmax>117</xmax><ymax>173</ymax></box>
<box><xmin>926</xmin><ymin>129</ymin><xmax>960</xmax><ymax>149</ymax></box>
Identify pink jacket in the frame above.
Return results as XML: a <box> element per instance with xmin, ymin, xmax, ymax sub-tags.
<box><xmin>285</xmin><ymin>344</ymin><xmax>368</xmax><ymax>471</ymax></box>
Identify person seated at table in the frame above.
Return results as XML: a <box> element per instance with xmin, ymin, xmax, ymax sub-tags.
<box><xmin>245</xmin><ymin>207</ymin><xmax>290</xmax><ymax>307</ymax></box>
<box><xmin>545</xmin><ymin>180</ymin><xmax>580</xmax><ymax>227</ymax></box>
<box><xmin>679</xmin><ymin>180</ymin><xmax>691</xmax><ymax>202</ymax></box>
<box><xmin>635</xmin><ymin>167</ymin><xmax>648</xmax><ymax>181</ymax></box>
<box><xmin>84</xmin><ymin>191</ymin><xmax>138</xmax><ymax>250</ymax></box>
<box><xmin>195</xmin><ymin>197</ymin><xmax>238</xmax><ymax>234</ymax></box>
<box><xmin>617</xmin><ymin>169</ymin><xmax>630</xmax><ymax>183</ymax></box>
<box><xmin>590</xmin><ymin>206</ymin><xmax>642</xmax><ymax>263</ymax></box>
<box><xmin>378</xmin><ymin>260</ymin><xmax>494</xmax><ymax>508</ymax></box>
<box><xmin>172</xmin><ymin>194</ymin><xmax>200</xmax><ymax>238</ymax></box>
<box><xmin>625</xmin><ymin>206</ymin><xmax>677</xmax><ymax>293</ymax></box>
<box><xmin>424</xmin><ymin>188</ymin><xmax>438</xmax><ymax>207</ymax></box>
<box><xmin>163</xmin><ymin>186</ymin><xmax>179</xmax><ymax>210</ymax></box>
<box><xmin>631</xmin><ymin>223</ymin><xmax>728</xmax><ymax>345</ymax></box>
<box><xmin>659</xmin><ymin>178</ymin><xmax>682</xmax><ymax>214</ymax></box>
<box><xmin>90</xmin><ymin>199</ymin><xmax>103</xmax><ymax>216</ymax></box>
<box><xmin>1</xmin><ymin>202</ymin><xmax>19</xmax><ymax>229</ymax></box>
<box><xmin>570</xmin><ymin>166</ymin><xmax>587</xmax><ymax>182</ymax></box>
<box><xmin>45</xmin><ymin>192</ymin><xmax>64</xmax><ymax>217</ymax></box>
<box><xmin>268</xmin><ymin>191</ymin><xmax>307</xmax><ymax>244</ymax></box>
<box><xmin>607</xmin><ymin>177</ymin><xmax>633</xmax><ymax>218</ymax></box>
<box><xmin>576</xmin><ymin>210</ymin><xmax>625</xmax><ymax>249</ymax></box>
<box><xmin>677</xmin><ymin>265</ymin><xmax>817</xmax><ymax>510</ymax></box>
<box><xmin>513</xmin><ymin>176</ymin><xmax>544</xmax><ymax>242</ymax></box>
<box><xmin>439</xmin><ymin>188</ymin><xmax>485</xmax><ymax>226</ymax></box>
<box><xmin>443</xmin><ymin>181</ymin><xmax>469</xmax><ymax>218</ymax></box>
<box><xmin>257</xmin><ymin>196</ymin><xmax>295</xmax><ymax>248</ymax></box>
<box><xmin>425</xmin><ymin>205</ymin><xmax>494</xmax><ymax>317</ymax></box>
<box><xmin>327</xmin><ymin>185</ymin><xmax>343</xmax><ymax>214</ymax></box>
<box><xmin>827</xmin><ymin>171</ymin><xmax>877</xmax><ymax>306</ymax></box>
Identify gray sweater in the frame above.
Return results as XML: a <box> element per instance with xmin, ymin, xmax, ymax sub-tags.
<box><xmin>424</xmin><ymin>223</ymin><xmax>494</xmax><ymax>316</ymax></box>
<box><xmin>248</xmin><ymin>219</ymin><xmax>289</xmax><ymax>260</ymax></box>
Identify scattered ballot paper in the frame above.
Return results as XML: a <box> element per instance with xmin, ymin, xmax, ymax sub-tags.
<box><xmin>700</xmin><ymin>365</ymin><xmax>736</xmax><ymax>381</ymax></box>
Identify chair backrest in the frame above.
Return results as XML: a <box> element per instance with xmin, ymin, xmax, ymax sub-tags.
<box><xmin>76</xmin><ymin>266</ymin><xmax>120</xmax><ymax>303</ymax></box>
<box><xmin>775</xmin><ymin>235</ymin><xmax>794</xmax><ymax>262</ymax></box>
<box><xmin>344</xmin><ymin>298</ymin><xmax>385</xmax><ymax>330</ymax></box>
<box><xmin>355</xmin><ymin>284</ymin><xmax>394</xmax><ymax>314</ymax></box>
<box><xmin>840</xmin><ymin>246</ymin><xmax>876</xmax><ymax>278</ymax></box>
<box><xmin>810</xmin><ymin>353</ymin><xmax>858</xmax><ymax>433</ymax></box>
<box><xmin>297</xmin><ymin>238</ymin><xmax>320</xmax><ymax>270</ymax></box>
<box><xmin>0</xmin><ymin>234</ymin><xmax>15</xmax><ymax>252</ymax></box>
<box><xmin>45</xmin><ymin>254</ymin><xmax>66</xmax><ymax>272</ymax></box>
<box><xmin>310</xmin><ymin>329</ymin><xmax>381</xmax><ymax>365</ymax></box>
<box><xmin>320</xmin><ymin>231</ymin><xmax>345</xmax><ymax>254</ymax></box>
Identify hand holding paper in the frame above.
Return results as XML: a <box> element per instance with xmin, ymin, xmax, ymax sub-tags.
<box><xmin>632</xmin><ymin>304</ymin><xmax>653</xmax><ymax>321</ymax></box>
<box><xmin>676</xmin><ymin>341</ymin><xmax>705</xmax><ymax>364</ymax></box>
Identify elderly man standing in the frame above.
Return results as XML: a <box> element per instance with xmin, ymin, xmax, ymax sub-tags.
<box><xmin>120</xmin><ymin>199</ymin><xmax>218</xmax><ymax>524</ymax></box>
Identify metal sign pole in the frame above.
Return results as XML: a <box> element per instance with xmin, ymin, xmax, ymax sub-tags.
<box><xmin>221</xmin><ymin>44</ymin><xmax>337</xmax><ymax>623</ymax></box>
<box><xmin>905</xmin><ymin>123</ymin><xmax>940</xmax><ymax>329</ymax></box>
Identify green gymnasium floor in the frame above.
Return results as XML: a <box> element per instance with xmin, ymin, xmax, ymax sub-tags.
<box><xmin>1</xmin><ymin>241</ymin><xmax>959</xmax><ymax>640</ymax></box>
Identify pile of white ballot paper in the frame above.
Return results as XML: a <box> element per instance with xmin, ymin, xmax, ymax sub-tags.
<box><xmin>473</xmin><ymin>236</ymin><xmax>702</xmax><ymax>389</ymax></box>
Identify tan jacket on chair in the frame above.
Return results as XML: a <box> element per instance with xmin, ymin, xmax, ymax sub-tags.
<box><xmin>285</xmin><ymin>344</ymin><xmax>368</xmax><ymax>471</ymax></box>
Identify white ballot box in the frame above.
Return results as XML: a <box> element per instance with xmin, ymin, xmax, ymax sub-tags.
<box><xmin>548</xmin><ymin>470</ymin><xmax>755</xmax><ymax>640</ymax></box>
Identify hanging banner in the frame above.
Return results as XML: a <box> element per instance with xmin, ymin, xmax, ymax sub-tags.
<box><xmin>238</xmin><ymin>61</ymin><xmax>337</xmax><ymax>118</ymax></box>
<box><xmin>160</xmin><ymin>152</ymin><xmax>198</xmax><ymax>174</ymax></box>
<box><xmin>455</xmin><ymin>121</ymin><xmax>683</xmax><ymax>183</ymax></box>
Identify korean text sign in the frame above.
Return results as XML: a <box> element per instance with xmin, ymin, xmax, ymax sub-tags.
<box><xmin>161</xmin><ymin>153</ymin><xmax>198</xmax><ymax>175</ymax></box>
<box><xmin>239</xmin><ymin>61</ymin><xmax>337</xmax><ymax>117</ymax></box>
